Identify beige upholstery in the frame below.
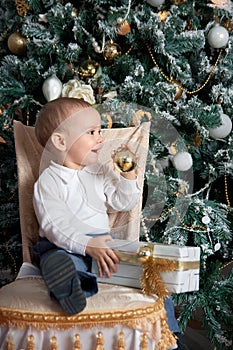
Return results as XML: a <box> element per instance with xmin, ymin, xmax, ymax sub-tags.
<box><xmin>14</xmin><ymin>120</ymin><xmax>150</xmax><ymax>263</ymax></box>
<box><xmin>0</xmin><ymin>120</ymin><xmax>177</xmax><ymax>350</ymax></box>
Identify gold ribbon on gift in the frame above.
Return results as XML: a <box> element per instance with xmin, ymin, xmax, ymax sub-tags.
<box><xmin>114</xmin><ymin>244</ymin><xmax>200</xmax><ymax>298</ymax></box>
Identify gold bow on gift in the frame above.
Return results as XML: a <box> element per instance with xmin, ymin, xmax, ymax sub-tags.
<box><xmin>139</xmin><ymin>245</ymin><xmax>177</xmax><ymax>298</ymax></box>
<box><xmin>114</xmin><ymin>244</ymin><xmax>177</xmax><ymax>298</ymax></box>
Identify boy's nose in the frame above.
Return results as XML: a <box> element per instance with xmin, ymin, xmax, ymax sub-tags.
<box><xmin>97</xmin><ymin>134</ymin><xmax>103</xmax><ymax>143</ymax></box>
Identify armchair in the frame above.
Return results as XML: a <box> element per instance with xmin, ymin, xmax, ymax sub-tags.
<box><xmin>0</xmin><ymin>120</ymin><xmax>176</xmax><ymax>350</ymax></box>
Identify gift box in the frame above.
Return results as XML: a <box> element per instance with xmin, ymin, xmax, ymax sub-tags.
<box><xmin>92</xmin><ymin>240</ymin><xmax>200</xmax><ymax>295</ymax></box>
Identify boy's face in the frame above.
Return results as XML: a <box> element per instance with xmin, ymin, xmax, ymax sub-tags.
<box><xmin>56</xmin><ymin>107</ymin><xmax>103</xmax><ymax>170</ymax></box>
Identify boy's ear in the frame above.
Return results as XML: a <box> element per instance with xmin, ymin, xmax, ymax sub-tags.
<box><xmin>51</xmin><ymin>132</ymin><xmax>66</xmax><ymax>151</ymax></box>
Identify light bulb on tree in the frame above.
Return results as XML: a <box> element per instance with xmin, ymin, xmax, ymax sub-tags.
<box><xmin>207</xmin><ymin>24</ymin><xmax>229</xmax><ymax>49</ymax></box>
<box><xmin>209</xmin><ymin>113</ymin><xmax>232</xmax><ymax>139</ymax></box>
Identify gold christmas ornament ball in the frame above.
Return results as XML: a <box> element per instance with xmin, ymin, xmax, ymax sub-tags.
<box><xmin>137</xmin><ymin>245</ymin><xmax>152</xmax><ymax>258</ymax></box>
<box><xmin>78</xmin><ymin>59</ymin><xmax>100</xmax><ymax>78</ymax></box>
<box><xmin>7</xmin><ymin>31</ymin><xmax>27</xmax><ymax>55</ymax></box>
<box><xmin>113</xmin><ymin>149</ymin><xmax>137</xmax><ymax>172</ymax></box>
<box><xmin>103</xmin><ymin>40</ymin><xmax>121</xmax><ymax>61</ymax></box>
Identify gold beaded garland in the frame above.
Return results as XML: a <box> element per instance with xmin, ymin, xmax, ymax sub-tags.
<box><xmin>141</xmin><ymin>205</ymin><xmax>207</xmax><ymax>242</ymax></box>
<box><xmin>224</xmin><ymin>174</ymin><xmax>231</xmax><ymax>215</ymax></box>
<box><xmin>147</xmin><ymin>45</ymin><xmax>223</xmax><ymax>95</ymax></box>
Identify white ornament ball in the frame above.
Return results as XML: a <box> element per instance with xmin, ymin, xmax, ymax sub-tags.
<box><xmin>146</xmin><ymin>0</ymin><xmax>165</xmax><ymax>7</ymax></box>
<box><xmin>209</xmin><ymin>113</ymin><xmax>232</xmax><ymax>139</ymax></box>
<box><xmin>173</xmin><ymin>151</ymin><xmax>193</xmax><ymax>171</ymax></box>
<box><xmin>202</xmin><ymin>215</ymin><xmax>211</xmax><ymax>225</ymax></box>
<box><xmin>207</xmin><ymin>24</ymin><xmax>229</xmax><ymax>49</ymax></box>
<box><xmin>42</xmin><ymin>74</ymin><xmax>62</xmax><ymax>101</ymax></box>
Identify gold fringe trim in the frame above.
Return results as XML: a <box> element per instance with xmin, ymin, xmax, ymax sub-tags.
<box><xmin>50</xmin><ymin>335</ymin><xmax>57</xmax><ymax>350</ymax></box>
<box><xmin>3</xmin><ymin>308</ymin><xmax>177</xmax><ymax>350</ymax></box>
<box><xmin>0</xmin><ymin>298</ymin><xmax>164</xmax><ymax>332</ymax></box>
<box><xmin>95</xmin><ymin>331</ymin><xmax>104</xmax><ymax>350</ymax></box>
<box><xmin>140</xmin><ymin>333</ymin><xmax>148</xmax><ymax>350</ymax></box>
<box><xmin>1</xmin><ymin>299</ymin><xmax>177</xmax><ymax>349</ymax></box>
<box><xmin>6</xmin><ymin>334</ymin><xmax>14</xmax><ymax>350</ymax></box>
<box><xmin>157</xmin><ymin>317</ymin><xmax>177</xmax><ymax>350</ymax></box>
<box><xmin>26</xmin><ymin>334</ymin><xmax>35</xmax><ymax>350</ymax></box>
<box><xmin>116</xmin><ymin>331</ymin><xmax>125</xmax><ymax>350</ymax></box>
<box><xmin>73</xmin><ymin>334</ymin><xmax>81</xmax><ymax>350</ymax></box>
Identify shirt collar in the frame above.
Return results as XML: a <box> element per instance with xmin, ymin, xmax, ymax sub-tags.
<box><xmin>50</xmin><ymin>161</ymin><xmax>103</xmax><ymax>184</ymax></box>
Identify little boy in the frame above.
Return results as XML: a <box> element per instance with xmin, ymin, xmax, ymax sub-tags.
<box><xmin>33</xmin><ymin>97</ymin><xmax>141</xmax><ymax>315</ymax></box>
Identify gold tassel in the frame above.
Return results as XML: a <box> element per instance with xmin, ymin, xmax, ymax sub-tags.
<box><xmin>26</xmin><ymin>334</ymin><xmax>35</xmax><ymax>350</ymax></box>
<box><xmin>95</xmin><ymin>331</ymin><xmax>104</xmax><ymax>350</ymax></box>
<box><xmin>116</xmin><ymin>331</ymin><xmax>125</xmax><ymax>350</ymax></box>
<box><xmin>6</xmin><ymin>334</ymin><xmax>14</xmax><ymax>350</ymax></box>
<box><xmin>140</xmin><ymin>333</ymin><xmax>148</xmax><ymax>350</ymax></box>
<box><xmin>50</xmin><ymin>335</ymin><xmax>58</xmax><ymax>350</ymax></box>
<box><xmin>141</xmin><ymin>256</ymin><xmax>176</xmax><ymax>297</ymax></box>
<box><xmin>73</xmin><ymin>334</ymin><xmax>81</xmax><ymax>350</ymax></box>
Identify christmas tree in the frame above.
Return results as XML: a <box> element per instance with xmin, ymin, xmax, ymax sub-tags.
<box><xmin>0</xmin><ymin>0</ymin><xmax>232</xmax><ymax>348</ymax></box>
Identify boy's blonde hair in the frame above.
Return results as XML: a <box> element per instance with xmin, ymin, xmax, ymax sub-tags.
<box><xmin>35</xmin><ymin>97</ymin><xmax>91</xmax><ymax>147</ymax></box>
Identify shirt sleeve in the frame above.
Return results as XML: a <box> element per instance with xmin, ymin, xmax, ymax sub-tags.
<box><xmin>102</xmin><ymin>164</ymin><xmax>141</xmax><ymax>211</ymax></box>
<box><xmin>33</xmin><ymin>173</ymin><xmax>91</xmax><ymax>256</ymax></box>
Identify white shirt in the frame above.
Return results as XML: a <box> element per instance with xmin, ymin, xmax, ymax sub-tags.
<box><xmin>33</xmin><ymin>161</ymin><xmax>141</xmax><ymax>255</ymax></box>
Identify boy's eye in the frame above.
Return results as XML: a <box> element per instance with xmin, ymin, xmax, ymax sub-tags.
<box><xmin>87</xmin><ymin>129</ymin><xmax>102</xmax><ymax>135</ymax></box>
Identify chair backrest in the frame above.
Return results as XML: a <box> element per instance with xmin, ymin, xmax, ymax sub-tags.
<box><xmin>14</xmin><ymin>120</ymin><xmax>150</xmax><ymax>263</ymax></box>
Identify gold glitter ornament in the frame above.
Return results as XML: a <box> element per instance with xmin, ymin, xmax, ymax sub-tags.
<box><xmin>15</xmin><ymin>0</ymin><xmax>29</xmax><ymax>18</ymax></box>
<box><xmin>221</xmin><ymin>19</ymin><xmax>233</xmax><ymax>33</ymax></box>
<box><xmin>113</xmin><ymin>149</ymin><xmax>137</xmax><ymax>173</ymax></box>
<box><xmin>78</xmin><ymin>58</ymin><xmax>101</xmax><ymax>78</ymax></box>
<box><xmin>103</xmin><ymin>40</ymin><xmax>121</xmax><ymax>61</ymax></box>
<box><xmin>158</xmin><ymin>11</ymin><xmax>170</xmax><ymax>22</ymax></box>
<box><xmin>118</xmin><ymin>21</ymin><xmax>131</xmax><ymax>35</ymax></box>
<box><xmin>7</xmin><ymin>30</ymin><xmax>27</xmax><ymax>55</ymax></box>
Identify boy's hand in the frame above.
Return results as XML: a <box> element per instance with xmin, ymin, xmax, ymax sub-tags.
<box><xmin>112</xmin><ymin>144</ymin><xmax>137</xmax><ymax>180</ymax></box>
<box><xmin>85</xmin><ymin>235</ymin><xmax>120</xmax><ymax>278</ymax></box>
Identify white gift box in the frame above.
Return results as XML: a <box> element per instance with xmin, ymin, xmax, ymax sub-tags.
<box><xmin>92</xmin><ymin>240</ymin><xmax>200</xmax><ymax>294</ymax></box>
